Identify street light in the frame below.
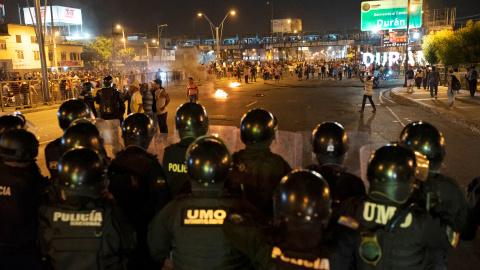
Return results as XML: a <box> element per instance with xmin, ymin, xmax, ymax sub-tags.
<box><xmin>197</xmin><ymin>10</ymin><xmax>236</xmax><ymax>63</ymax></box>
<box><xmin>117</xmin><ymin>24</ymin><xmax>126</xmax><ymax>50</ymax></box>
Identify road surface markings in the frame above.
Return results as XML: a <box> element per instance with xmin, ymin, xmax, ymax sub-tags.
<box><xmin>246</xmin><ymin>101</ymin><xmax>257</xmax><ymax>107</ymax></box>
<box><xmin>386</xmin><ymin>106</ymin><xmax>405</xmax><ymax>127</ymax></box>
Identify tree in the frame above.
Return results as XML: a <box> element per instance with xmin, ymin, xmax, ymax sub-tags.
<box><xmin>77</xmin><ymin>36</ymin><xmax>113</xmax><ymax>66</ymax></box>
<box><xmin>118</xmin><ymin>47</ymin><xmax>136</xmax><ymax>66</ymax></box>
<box><xmin>457</xmin><ymin>20</ymin><xmax>480</xmax><ymax>64</ymax></box>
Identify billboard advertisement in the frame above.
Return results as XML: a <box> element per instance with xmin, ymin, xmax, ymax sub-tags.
<box><xmin>272</xmin><ymin>19</ymin><xmax>302</xmax><ymax>33</ymax></box>
<box><xmin>24</xmin><ymin>6</ymin><xmax>82</xmax><ymax>25</ymax></box>
<box><xmin>361</xmin><ymin>0</ymin><xmax>422</xmax><ymax>31</ymax></box>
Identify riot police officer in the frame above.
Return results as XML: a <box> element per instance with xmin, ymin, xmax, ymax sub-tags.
<box><xmin>0</xmin><ymin>129</ymin><xmax>47</xmax><ymax>269</ymax></box>
<box><xmin>46</xmin><ymin>119</ymin><xmax>108</xmax><ymax>203</ymax></box>
<box><xmin>335</xmin><ymin>143</ymin><xmax>452</xmax><ymax>270</ymax></box>
<box><xmin>148</xmin><ymin>136</ymin><xmax>256</xmax><ymax>269</ymax></box>
<box><xmin>163</xmin><ymin>102</ymin><xmax>209</xmax><ymax>197</ymax></box>
<box><xmin>0</xmin><ymin>114</ymin><xmax>25</xmax><ymax>135</ymax></box>
<box><xmin>308</xmin><ymin>122</ymin><xmax>365</xmax><ymax>207</ymax></box>
<box><xmin>228</xmin><ymin>108</ymin><xmax>291</xmax><ymax>217</ymax></box>
<box><xmin>39</xmin><ymin>148</ymin><xmax>136</xmax><ymax>269</ymax></box>
<box><xmin>61</xmin><ymin>119</ymin><xmax>108</xmax><ymax>160</ymax></box>
<box><xmin>79</xmin><ymin>81</ymin><xmax>97</xmax><ymax>117</ymax></box>
<box><xmin>224</xmin><ymin>169</ymin><xmax>349</xmax><ymax>269</ymax></box>
<box><xmin>108</xmin><ymin>113</ymin><xmax>168</xmax><ymax>269</ymax></box>
<box><xmin>95</xmin><ymin>76</ymin><xmax>125</xmax><ymax>123</ymax></box>
<box><xmin>399</xmin><ymin>121</ymin><xmax>469</xmax><ymax>266</ymax></box>
<box><xmin>44</xmin><ymin>99</ymin><xmax>91</xmax><ymax>180</ymax></box>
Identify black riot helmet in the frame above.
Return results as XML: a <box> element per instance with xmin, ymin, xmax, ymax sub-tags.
<box><xmin>175</xmin><ymin>103</ymin><xmax>209</xmax><ymax>137</ymax></box>
<box><xmin>312</xmin><ymin>122</ymin><xmax>348</xmax><ymax>165</ymax></box>
<box><xmin>57</xmin><ymin>99</ymin><xmax>91</xmax><ymax>131</ymax></box>
<box><xmin>0</xmin><ymin>129</ymin><xmax>38</xmax><ymax>162</ymax></box>
<box><xmin>274</xmin><ymin>169</ymin><xmax>332</xmax><ymax>249</ymax></box>
<box><xmin>122</xmin><ymin>113</ymin><xmax>155</xmax><ymax>149</ymax></box>
<box><xmin>186</xmin><ymin>135</ymin><xmax>231</xmax><ymax>191</ymax></box>
<box><xmin>58</xmin><ymin>148</ymin><xmax>106</xmax><ymax>198</ymax></box>
<box><xmin>240</xmin><ymin>108</ymin><xmax>276</xmax><ymax>145</ymax></box>
<box><xmin>0</xmin><ymin>115</ymin><xmax>25</xmax><ymax>135</ymax></box>
<box><xmin>82</xmin><ymin>82</ymin><xmax>93</xmax><ymax>92</ymax></box>
<box><xmin>61</xmin><ymin>120</ymin><xmax>104</xmax><ymax>153</ymax></box>
<box><xmin>103</xmin><ymin>76</ymin><xmax>113</xmax><ymax>88</ymax></box>
<box><xmin>399</xmin><ymin>121</ymin><xmax>445</xmax><ymax>172</ymax></box>
<box><xmin>367</xmin><ymin>143</ymin><xmax>416</xmax><ymax>204</ymax></box>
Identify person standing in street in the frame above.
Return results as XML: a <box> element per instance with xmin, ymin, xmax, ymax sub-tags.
<box><xmin>153</xmin><ymin>79</ymin><xmax>170</xmax><ymax>133</ymax></box>
<box><xmin>466</xmin><ymin>65</ymin><xmax>478</xmax><ymax>97</ymax></box>
<box><xmin>129</xmin><ymin>82</ymin><xmax>143</xmax><ymax>113</ymax></box>
<box><xmin>406</xmin><ymin>65</ymin><xmax>415</xmax><ymax>93</ymax></box>
<box><xmin>447</xmin><ymin>69</ymin><xmax>461</xmax><ymax>108</ymax></box>
<box><xmin>186</xmin><ymin>77</ymin><xmax>199</xmax><ymax>103</ymax></box>
<box><xmin>428</xmin><ymin>66</ymin><xmax>440</xmax><ymax>99</ymax></box>
<box><xmin>95</xmin><ymin>76</ymin><xmax>125</xmax><ymax>123</ymax></box>
<box><xmin>358</xmin><ymin>74</ymin><xmax>376</xmax><ymax>113</ymax></box>
<box><xmin>244</xmin><ymin>66</ymin><xmax>249</xmax><ymax>84</ymax></box>
<box><xmin>415</xmin><ymin>68</ymin><xmax>424</xmax><ymax>89</ymax></box>
<box><xmin>141</xmin><ymin>83</ymin><xmax>156</xmax><ymax>128</ymax></box>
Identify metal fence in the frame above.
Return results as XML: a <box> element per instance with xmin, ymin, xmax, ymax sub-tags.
<box><xmin>1</xmin><ymin>71</ymin><xmax>189</xmax><ymax>112</ymax></box>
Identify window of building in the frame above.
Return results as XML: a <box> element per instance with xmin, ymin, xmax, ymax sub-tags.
<box><xmin>61</xmin><ymin>52</ymin><xmax>66</xmax><ymax>60</ymax></box>
<box><xmin>16</xmin><ymin>35</ymin><xmax>22</xmax><ymax>43</ymax></box>
<box><xmin>31</xmin><ymin>36</ymin><xmax>38</xmax><ymax>43</ymax></box>
<box><xmin>16</xmin><ymin>50</ymin><xmax>24</xmax><ymax>59</ymax></box>
<box><xmin>0</xmin><ymin>40</ymin><xmax>6</xmax><ymax>50</ymax></box>
<box><xmin>70</xmin><ymin>52</ymin><xmax>77</xmax><ymax>60</ymax></box>
<box><xmin>48</xmin><ymin>51</ymin><xmax>53</xmax><ymax>61</ymax></box>
<box><xmin>33</xmin><ymin>51</ymin><xmax>40</xmax><ymax>61</ymax></box>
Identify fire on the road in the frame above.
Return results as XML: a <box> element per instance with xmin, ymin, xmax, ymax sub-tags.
<box><xmin>229</xmin><ymin>82</ymin><xmax>241</xmax><ymax>87</ymax></box>
<box><xmin>215</xmin><ymin>89</ymin><xmax>228</xmax><ymax>98</ymax></box>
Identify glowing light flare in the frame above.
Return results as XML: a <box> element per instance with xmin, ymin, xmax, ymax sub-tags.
<box><xmin>229</xmin><ymin>82</ymin><xmax>241</xmax><ymax>87</ymax></box>
<box><xmin>214</xmin><ymin>89</ymin><xmax>228</xmax><ymax>98</ymax></box>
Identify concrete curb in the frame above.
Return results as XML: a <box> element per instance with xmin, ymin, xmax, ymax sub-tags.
<box><xmin>389</xmin><ymin>87</ymin><xmax>480</xmax><ymax>134</ymax></box>
<box><xmin>1</xmin><ymin>104</ymin><xmax>61</xmax><ymax>115</ymax></box>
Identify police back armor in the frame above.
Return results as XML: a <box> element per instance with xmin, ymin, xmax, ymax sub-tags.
<box><xmin>228</xmin><ymin>148</ymin><xmax>291</xmax><ymax>216</ymax></box>
<box><xmin>162</xmin><ymin>137</ymin><xmax>195</xmax><ymax>197</ymax></box>
<box><xmin>335</xmin><ymin>197</ymin><xmax>451</xmax><ymax>270</ymax></box>
<box><xmin>95</xmin><ymin>87</ymin><xmax>125</xmax><ymax>120</ymax></box>
<box><xmin>148</xmin><ymin>194</ymin><xmax>255</xmax><ymax>270</ymax></box>
<box><xmin>39</xmin><ymin>200</ymin><xmax>136</xmax><ymax>270</ymax></box>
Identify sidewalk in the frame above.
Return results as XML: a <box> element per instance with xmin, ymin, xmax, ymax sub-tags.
<box><xmin>390</xmin><ymin>86</ymin><xmax>480</xmax><ymax>133</ymax></box>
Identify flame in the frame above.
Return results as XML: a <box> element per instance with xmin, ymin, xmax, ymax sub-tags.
<box><xmin>215</xmin><ymin>89</ymin><xmax>228</xmax><ymax>98</ymax></box>
<box><xmin>229</xmin><ymin>82</ymin><xmax>241</xmax><ymax>87</ymax></box>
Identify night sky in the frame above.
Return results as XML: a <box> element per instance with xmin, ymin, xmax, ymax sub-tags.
<box><xmin>2</xmin><ymin>0</ymin><xmax>480</xmax><ymax>38</ymax></box>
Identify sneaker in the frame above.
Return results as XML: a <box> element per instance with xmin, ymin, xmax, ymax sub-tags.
<box><xmin>435</xmin><ymin>95</ymin><xmax>437</xmax><ymax>100</ymax></box>
<box><xmin>431</xmin><ymin>97</ymin><xmax>434</xmax><ymax>99</ymax></box>
<box><xmin>372</xmin><ymin>109</ymin><xmax>377</xmax><ymax>113</ymax></box>
<box><xmin>358</xmin><ymin>110</ymin><xmax>364</xmax><ymax>113</ymax></box>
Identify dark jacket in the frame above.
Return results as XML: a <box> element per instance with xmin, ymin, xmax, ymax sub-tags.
<box><xmin>228</xmin><ymin>146</ymin><xmax>292</xmax><ymax>217</ymax></box>
<box><xmin>148</xmin><ymin>192</ymin><xmax>256</xmax><ymax>269</ymax></box>
<box><xmin>39</xmin><ymin>198</ymin><xmax>136</xmax><ymax>270</ymax></box>
<box><xmin>162</xmin><ymin>137</ymin><xmax>196</xmax><ymax>197</ymax></box>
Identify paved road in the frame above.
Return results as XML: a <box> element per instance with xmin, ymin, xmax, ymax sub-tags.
<box><xmin>22</xmin><ymin>75</ymin><xmax>480</xmax><ymax>269</ymax></box>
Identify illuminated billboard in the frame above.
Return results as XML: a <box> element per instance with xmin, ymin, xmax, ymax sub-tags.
<box><xmin>23</xmin><ymin>6</ymin><xmax>82</xmax><ymax>25</ymax></box>
<box><xmin>361</xmin><ymin>0</ymin><xmax>422</xmax><ymax>31</ymax></box>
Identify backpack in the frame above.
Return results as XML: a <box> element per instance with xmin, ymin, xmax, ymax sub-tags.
<box><xmin>99</xmin><ymin>88</ymin><xmax>122</xmax><ymax>117</ymax></box>
<box><xmin>451</xmin><ymin>75</ymin><xmax>461</xmax><ymax>91</ymax></box>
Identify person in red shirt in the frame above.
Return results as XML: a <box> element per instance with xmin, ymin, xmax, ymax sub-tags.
<box><xmin>186</xmin><ymin>77</ymin><xmax>199</xmax><ymax>103</ymax></box>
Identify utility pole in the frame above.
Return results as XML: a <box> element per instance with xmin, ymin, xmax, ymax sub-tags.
<box><xmin>403</xmin><ymin>0</ymin><xmax>410</xmax><ymax>87</ymax></box>
<box><xmin>33</xmin><ymin>0</ymin><xmax>50</xmax><ymax>102</ymax></box>
<box><xmin>112</xmin><ymin>24</ymin><xmax>116</xmax><ymax>70</ymax></box>
<box><xmin>157</xmin><ymin>24</ymin><xmax>167</xmax><ymax>63</ymax></box>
